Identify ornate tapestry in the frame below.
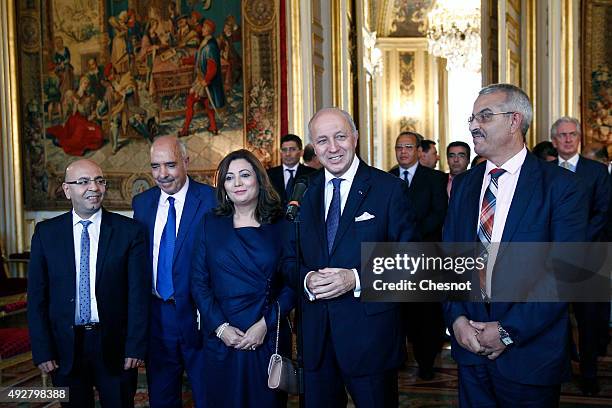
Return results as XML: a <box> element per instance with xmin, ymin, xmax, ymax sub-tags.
<box><xmin>582</xmin><ymin>0</ymin><xmax>611</xmax><ymax>152</ymax></box>
<box><xmin>16</xmin><ymin>0</ymin><xmax>280</xmax><ymax>210</ymax></box>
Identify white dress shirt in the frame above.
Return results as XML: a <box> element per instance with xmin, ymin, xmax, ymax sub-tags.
<box><xmin>283</xmin><ymin>164</ymin><xmax>299</xmax><ymax>188</ymax></box>
<box><xmin>398</xmin><ymin>161</ymin><xmax>419</xmax><ymax>185</ymax></box>
<box><xmin>478</xmin><ymin>146</ymin><xmax>527</xmax><ymax>296</ymax></box>
<box><xmin>305</xmin><ymin>156</ymin><xmax>361</xmax><ymax>300</ymax></box>
<box><xmin>152</xmin><ymin>177</ymin><xmax>189</xmax><ymax>297</ymax></box>
<box><xmin>73</xmin><ymin>209</ymin><xmax>101</xmax><ymax>323</ymax></box>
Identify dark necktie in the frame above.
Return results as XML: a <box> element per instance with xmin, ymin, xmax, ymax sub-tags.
<box><xmin>403</xmin><ymin>170</ymin><xmax>410</xmax><ymax>186</ymax></box>
<box><xmin>157</xmin><ymin>197</ymin><xmax>176</xmax><ymax>300</ymax></box>
<box><xmin>326</xmin><ymin>178</ymin><xmax>343</xmax><ymax>253</ymax></box>
<box><xmin>78</xmin><ymin>220</ymin><xmax>92</xmax><ymax>324</ymax></box>
<box><xmin>286</xmin><ymin>169</ymin><xmax>295</xmax><ymax>198</ymax></box>
<box><xmin>477</xmin><ymin>168</ymin><xmax>506</xmax><ymax>300</ymax></box>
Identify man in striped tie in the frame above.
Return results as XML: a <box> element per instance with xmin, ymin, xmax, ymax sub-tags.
<box><xmin>443</xmin><ymin>84</ymin><xmax>589</xmax><ymax>407</ymax></box>
<box><xmin>28</xmin><ymin>159</ymin><xmax>149</xmax><ymax>407</ymax></box>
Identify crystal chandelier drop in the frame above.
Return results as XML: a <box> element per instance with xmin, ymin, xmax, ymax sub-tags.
<box><xmin>426</xmin><ymin>0</ymin><xmax>481</xmax><ymax>72</ymax></box>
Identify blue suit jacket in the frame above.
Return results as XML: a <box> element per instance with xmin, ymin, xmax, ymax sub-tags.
<box><xmin>282</xmin><ymin>160</ymin><xmax>419</xmax><ymax>376</ymax></box>
<box><xmin>191</xmin><ymin>214</ymin><xmax>295</xmax><ymax>360</ymax></box>
<box><xmin>28</xmin><ymin>210</ymin><xmax>149</xmax><ymax>375</ymax></box>
<box><xmin>132</xmin><ymin>178</ymin><xmax>216</xmax><ymax>348</ymax></box>
<box><xmin>556</xmin><ymin>156</ymin><xmax>610</xmax><ymax>241</ymax></box>
<box><xmin>443</xmin><ymin>152</ymin><xmax>589</xmax><ymax>386</ymax></box>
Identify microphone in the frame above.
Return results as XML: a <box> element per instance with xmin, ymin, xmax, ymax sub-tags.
<box><xmin>285</xmin><ymin>178</ymin><xmax>308</xmax><ymax>221</ymax></box>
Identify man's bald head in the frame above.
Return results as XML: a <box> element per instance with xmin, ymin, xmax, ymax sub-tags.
<box><xmin>150</xmin><ymin>136</ymin><xmax>189</xmax><ymax>194</ymax></box>
<box><xmin>65</xmin><ymin>159</ymin><xmax>103</xmax><ymax>182</ymax></box>
<box><xmin>62</xmin><ymin>159</ymin><xmax>106</xmax><ymax>219</ymax></box>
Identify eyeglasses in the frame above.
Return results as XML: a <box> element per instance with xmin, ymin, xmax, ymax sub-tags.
<box><xmin>281</xmin><ymin>147</ymin><xmax>300</xmax><ymax>153</ymax></box>
<box><xmin>554</xmin><ymin>131</ymin><xmax>579</xmax><ymax>139</ymax></box>
<box><xmin>395</xmin><ymin>144</ymin><xmax>416</xmax><ymax>150</ymax></box>
<box><xmin>64</xmin><ymin>178</ymin><xmax>107</xmax><ymax>187</ymax></box>
<box><xmin>448</xmin><ymin>152</ymin><xmax>467</xmax><ymax>159</ymax></box>
<box><xmin>468</xmin><ymin>111</ymin><xmax>515</xmax><ymax>124</ymax></box>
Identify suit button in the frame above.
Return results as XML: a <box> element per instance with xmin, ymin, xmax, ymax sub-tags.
<box><xmin>70</xmin><ymin>298</ymin><xmax>74</xmax><ymax>303</ymax></box>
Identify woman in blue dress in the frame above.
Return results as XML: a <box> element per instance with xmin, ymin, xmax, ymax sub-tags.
<box><xmin>191</xmin><ymin>149</ymin><xmax>295</xmax><ymax>407</ymax></box>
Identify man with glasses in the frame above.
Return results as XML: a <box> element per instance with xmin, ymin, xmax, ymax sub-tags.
<box><xmin>444</xmin><ymin>84</ymin><xmax>588</xmax><ymax>406</ymax></box>
<box><xmin>446</xmin><ymin>141</ymin><xmax>471</xmax><ymax>197</ymax></box>
<box><xmin>389</xmin><ymin>131</ymin><xmax>447</xmax><ymax>380</ymax></box>
<box><xmin>28</xmin><ymin>159</ymin><xmax>149</xmax><ymax>407</ymax></box>
<box><xmin>551</xmin><ymin>117</ymin><xmax>611</xmax><ymax>395</ymax></box>
<box><xmin>267</xmin><ymin>133</ymin><xmax>315</xmax><ymax>205</ymax></box>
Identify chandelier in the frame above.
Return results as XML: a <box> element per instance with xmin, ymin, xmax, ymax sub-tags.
<box><xmin>426</xmin><ymin>0</ymin><xmax>481</xmax><ymax>72</ymax></box>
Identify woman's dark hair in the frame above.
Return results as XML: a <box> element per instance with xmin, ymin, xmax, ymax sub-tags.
<box><xmin>532</xmin><ymin>141</ymin><xmax>558</xmax><ymax>160</ymax></box>
<box><xmin>214</xmin><ymin>149</ymin><xmax>282</xmax><ymax>224</ymax></box>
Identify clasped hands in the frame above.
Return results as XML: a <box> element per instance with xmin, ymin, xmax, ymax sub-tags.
<box><xmin>218</xmin><ymin>317</ymin><xmax>267</xmax><ymax>351</ymax></box>
<box><xmin>452</xmin><ymin>316</ymin><xmax>506</xmax><ymax>360</ymax></box>
<box><xmin>306</xmin><ymin>267</ymin><xmax>356</xmax><ymax>300</ymax></box>
<box><xmin>38</xmin><ymin>357</ymin><xmax>143</xmax><ymax>373</ymax></box>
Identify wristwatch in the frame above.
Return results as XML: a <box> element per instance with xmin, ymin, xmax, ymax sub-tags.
<box><xmin>498</xmin><ymin>322</ymin><xmax>513</xmax><ymax>346</ymax></box>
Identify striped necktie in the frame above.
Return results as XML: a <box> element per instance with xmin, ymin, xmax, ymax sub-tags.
<box><xmin>476</xmin><ymin>168</ymin><xmax>506</xmax><ymax>300</ymax></box>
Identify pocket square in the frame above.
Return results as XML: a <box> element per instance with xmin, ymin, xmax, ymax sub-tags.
<box><xmin>355</xmin><ymin>212</ymin><xmax>375</xmax><ymax>222</ymax></box>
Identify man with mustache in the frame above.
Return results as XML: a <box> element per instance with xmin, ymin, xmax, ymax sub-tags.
<box><xmin>132</xmin><ymin>136</ymin><xmax>216</xmax><ymax>407</ymax></box>
<box><xmin>28</xmin><ymin>159</ymin><xmax>149</xmax><ymax>407</ymax></box>
<box><xmin>443</xmin><ymin>84</ymin><xmax>588</xmax><ymax>406</ymax></box>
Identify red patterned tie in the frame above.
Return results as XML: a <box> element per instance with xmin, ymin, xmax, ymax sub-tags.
<box><xmin>477</xmin><ymin>168</ymin><xmax>506</xmax><ymax>299</ymax></box>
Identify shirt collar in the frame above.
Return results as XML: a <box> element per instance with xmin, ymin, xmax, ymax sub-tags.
<box><xmin>399</xmin><ymin>161</ymin><xmax>419</xmax><ymax>175</ymax></box>
<box><xmin>561</xmin><ymin>153</ymin><xmax>580</xmax><ymax>167</ymax></box>
<box><xmin>283</xmin><ymin>163</ymin><xmax>299</xmax><ymax>172</ymax></box>
<box><xmin>485</xmin><ymin>146</ymin><xmax>527</xmax><ymax>176</ymax></box>
<box><xmin>72</xmin><ymin>208</ymin><xmax>102</xmax><ymax>227</ymax></box>
<box><xmin>324</xmin><ymin>155</ymin><xmax>360</xmax><ymax>185</ymax></box>
<box><xmin>160</xmin><ymin>177</ymin><xmax>190</xmax><ymax>205</ymax></box>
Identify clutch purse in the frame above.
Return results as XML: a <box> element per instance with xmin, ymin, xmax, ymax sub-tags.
<box><xmin>267</xmin><ymin>301</ymin><xmax>298</xmax><ymax>394</ymax></box>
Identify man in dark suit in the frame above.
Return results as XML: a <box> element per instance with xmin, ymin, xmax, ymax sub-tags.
<box><xmin>28</xmin><ymin>159</ymin><xmax>149</xmax><ymax>407</ymax></box>
<box><xmin>444</xmin><ymin>84</ymin><xmax>589</xmax><ymax>406</ymax></box>
<box><xmin>389</xmin><ymin>131</ymin><xmax>447</xmax><ymax>379</ymax></box>
<box><xmin>446</xmin><ymin>141</ymin><xmax>471</xmax><ymax>197</ymax></box>
<box><xmin>267</xmin><ymin>134</ymin><xmax>316</xmax><ymax>205</ymax></box>
<box><xmin>282</xmin><ymin>108</ymin><xmax>418</xmax><ymax>407</ymax></box>
<box><xmin>418</xmin><ymin>139</ymin><xmax>440</xmax><ymax>169</ymax></box>
<box><xmin>389</xmin><ymin>131</ymin><xmax>447</xmax><ymax>242</ymax></box>
<box><xmin>551</xmin><ymin>116</ymin><xmax>611</xmax><ymax>395</ymax></box>
<box><xmin>132</xmin><ymin>135</ymin><xmax>216</xmax><ymax>408</ymax></box>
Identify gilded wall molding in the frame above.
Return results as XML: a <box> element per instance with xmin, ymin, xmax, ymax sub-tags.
<box><xmin>0</xmin><ymin>0</ymin><xmax>25</xmax><ymax>252</ymax></box>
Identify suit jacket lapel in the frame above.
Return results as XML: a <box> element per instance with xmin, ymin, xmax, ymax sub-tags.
<box><xmin>464</xmin><ymin>165</ymin><xmax>485</xmax><ymax>241</ymax></box>
<box><xmin>174</xmin><ymin>182</ymin><xmax>201</xmax><ymax>263</ymax></box>
<box><xmin>96</xmin><ymin>209</ymin><xmax>113</xmax><ymax>286</ymax></box>
<box><xmin>146</xmin><ymin>189</ymin><xmax>161</xmax><ymax>260</ymax></box>
<box><xmin>409</xmin><ymin>165</ymin><xmax>423</xmax><ymax>193</ymax></box>
<box><xmin>304</xmin><ymin>171</ymin><xmax>327</xmax><ymax>256</ymax></box>
<box><xmin>61</xmin><ymin>212</ymin><xmax>77</xmax><ymax>293</ymax></box>
<box><xmin>500</xmin><ymin>153</ymin><xmax>538</xmax><ymax>242</ymax></box>
<box><xmin>330</xmin><ymin>162</ymin><xmax>370</xmax><ymax>255</ymax></box>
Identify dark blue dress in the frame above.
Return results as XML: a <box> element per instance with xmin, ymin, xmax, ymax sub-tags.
<box><xmin>191</xmin><ymin>213</ymin><xmax>294</xmax><ymax>407</ymax></box>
